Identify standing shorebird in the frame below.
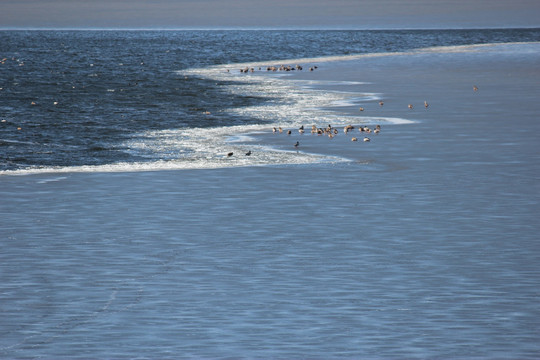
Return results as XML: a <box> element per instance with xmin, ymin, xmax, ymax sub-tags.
<box><xmin>294</xmin><ymin>141</ymin><xmax>299</xmax><ymax>149</ymax></box>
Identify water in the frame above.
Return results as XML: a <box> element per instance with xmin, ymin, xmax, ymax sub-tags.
<box><xmin>1</xmin><ymin>29</ymin><xmax>540</xmax><ymax>172</ymax></box>
<box><xmin>1</xmin><ymin>29</ymin><xmax>540</xmax><ymax>358</ymax></box>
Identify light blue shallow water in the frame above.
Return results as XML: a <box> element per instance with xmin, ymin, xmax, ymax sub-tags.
<box><xmin>1</xmin><ymin>154</ymin><xmax>539</xmax><ymax>358</ymax></box>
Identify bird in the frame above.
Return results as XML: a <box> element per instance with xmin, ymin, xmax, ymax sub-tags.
<box><xmin>351</xmin><ymin>137</ymin><xmax>358</xmax><ymax>142</ymax></box>
<box><xmin>359</xmin><ymin>107</ymin><xmax>364</xmax><ymax>111</ymax></box>
<box><xmin>473</xmin><ymin>85</ymin><xmax>478</xmax><ymax>91</ymax></box>
<box><xmin>245</xmin><ymin>150</ymin><xmax>252</xmax><ymax>156</ymax></box>
<box><xmin>227</xmin><ymin>152</ymin><xmax>234</xmax><ymax>157</ymax></box>
<box><xmin>379</xmin><ymin>101</ymin><xmax>384</xmax><ymax>106</ymax></box>
<box><xmin>424</xmin><ymin>101</ymin><xmax>429</xmax><ymax>108</ymax></box>
<box><xmin>364</xmin><ymin>137</ymin><xmax>370</xmax><ymax>142</ymax></box>
<box><xmin>294</xmin><ymin>141</ymin><xmax>299</xmax><ymax>149</ymax></box>
<box><xmin>408</xmin><ymin>104</ymin><xmax>413</xmax><ymax>109</ymax></box>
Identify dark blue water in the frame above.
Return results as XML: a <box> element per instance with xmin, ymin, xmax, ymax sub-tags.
<box><xmin>1</xmin><ymin>29</ymin><xmax>539</xmax><ymax>171</ymax></box>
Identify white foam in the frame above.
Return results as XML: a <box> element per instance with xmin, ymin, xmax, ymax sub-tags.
<box><xmin>0</xmin><ymin>124</ymin><xmax>348</xmax><ymax>176</ymax></box>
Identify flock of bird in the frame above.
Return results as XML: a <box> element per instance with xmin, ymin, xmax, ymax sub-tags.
<box><xmin>221</xmin><ymin>62</ymin><xmax>481</xmax><ymax>158</ymax></box>
<box><xmin>273</xmin><ymin>123</ymin><xmax>381</xmax><ymax>142</ymax></box>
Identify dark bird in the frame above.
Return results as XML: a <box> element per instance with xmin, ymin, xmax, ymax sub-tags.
<box><xmin>245</xmin><ymin>150</ymin><xmax>252</xmax><ymax>156</ymax></box>
<box><xmin>294</xmin><ymin>141</ymin><xmax>299</xmax><ymax>149</ymax></box>
<box><xmin>227</xmin><ymin>152</ymin><xmax>234</xmax><ymax>157</ymax></box>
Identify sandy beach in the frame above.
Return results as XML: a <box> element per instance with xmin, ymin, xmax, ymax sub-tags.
<box><xmin>2</xmin><ymin>42</ymin><xmax>539</xmax><ymax>358</ymax></box>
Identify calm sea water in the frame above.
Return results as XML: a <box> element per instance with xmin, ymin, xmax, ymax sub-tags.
<box><xmin>1</xmin><ymin>30</ymin><xmax>540</xmax><ymax>359</ymax></box>
<box><xmin>1</xmin><ymin>29</ymin><xmax>539</xmax><ymax>172</ymax></box>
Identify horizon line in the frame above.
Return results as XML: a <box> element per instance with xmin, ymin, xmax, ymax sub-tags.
<box><xmin>1</xmin><ymin>26</ymin><xmax>539</xmax><ymax>31</ymax></box>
